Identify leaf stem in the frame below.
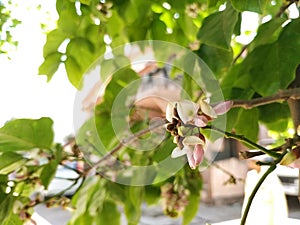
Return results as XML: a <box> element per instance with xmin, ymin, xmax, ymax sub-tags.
<box><xmin>204</xmin><ymin>125</ymin><xmax>281</xmax><ymax>158</ymax></box>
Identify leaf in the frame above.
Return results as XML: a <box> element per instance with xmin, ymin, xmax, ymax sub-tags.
<box><xmin>251</xmin><ymin>17</ymin><xmax>286</xmax><ymax>48</ymax></box>
<box><xmin>40</xmin><ymin>145</ymin><xmax>62</xmax><ymax>189</ymax></box>
<box><xmin>96</xmin><ymin>201</ymin><xmax>121</xmax><ymax>225</ymax></box>
<box><xmin>70</xmin><ymin>176</ymin><xmax>101</xmax><ymax>224</ymax></box>
<box><xmin>38</xmin><ymin>52</ymin><xmax>62</xmax><ymax>81</ymax></box>
<box><xmin>66</xmin><ymin>38</ymin><xmax>95</xmax><ymax>71</ymax></box>
<box><xmin>235</xmin><ymin>108</ymin><xmax>259</xmax><ymax>143</ymax></box>
<box><xmin>124</xmin><ymin>186</ymin><xmax>144</xmax><ymax>225</ymax></box>
<box><xmin>197</xmin><ymin>3</ymin><xmax>238</xmax><ymax>50</ymax></box>
<box><xmin>144</xmin><ymin>185</ymin><xmax>161</xmax><ymax>205</ymax></box>
<box><xmin>0</xmin><ymin>192</ymin><xmax>15</xmax><ymax>225</ymax></box>
<box><xmin>230</xmin><ymin>0</ymin><xmax>270</xmax><ymax>13</ymax></box>
<box><xmin>95</xmin><ymin>68</ymin><xmax>140</xmax><ymax>148</ymax></box>
<box><xmin>243</xmin><ymin>18</ymin><xmax>300</xmax><ymax>96</ymax></box>
<box><xmin>0</xmin><ymin>118</ymin><xmax>54</xmax><ymax>152</ymax></box>
<box><xmin>65</xmin><ymin>56</ymin><xmax>83</xmax><ymax>88</ymax></box>
<box><xmin>182</xmin><ymin>193</ymin><xmax>200</xmax><ymax>225</ymax></box>
<box><xmin>0</xmin><ymin>152</ymin><xmax>26</xmax><ymax>175</ymax></box>
<box><xmin>42</xmin><ymin>29</ymin><xmax>67</xmax><ymax>57</ymax></box>
<box><xmin>197</xmin><ymin>44</ymin><xmax>233</xmax><ymax>79</ymax></box>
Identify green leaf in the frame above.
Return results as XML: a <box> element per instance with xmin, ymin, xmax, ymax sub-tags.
<box><xmin>2</xmin><ymin>213</ymin><xmax>23</xmax><ymax>225</ymax></box>
<box><xmin>40</xmin><ymin>145</ymin><xmax>62</xmax><ymax>189</ymax></box>
<box><xmin>182</xmin><ymin>193</ymin><xmax>200</xmax><ymax>225</ymax></box>
<box><xmin>65</xmin><ymin>56</ymin><xmax>83</xmax><ymax>88</ymax></box>
<box><xmin>96</xmin><ymin>201</ymin><xmax>121</xmax><ymax>225</ymax></box>
<box><xmin>243</xmin><ymin>18</ymin><xmax>300</xmax><ymax>96</ymax></box>
<box><xmin>42</xmin><ymin>29</ymin><xmax>67</xmax><ymax>57</ymax></box>
<box><xmin>56</xmin><ymin>0</ymin><xmax>80</xmax><ymax>35</ymax></box>
<box><xmin>70</xmin><ymin>176</ymin><xmax>101</xmax><ymax>224</ymax></box>
<box><xmin>0</xmin><ymin>118</ymin><xmax>54</xmax><ymax>152</ymax></box>
<box><xmin>95</xmin><ymin>68</ymin><xmax>140</xmax><ymax>148</ymax></box>
<box><xmin>197</xmin><ymin>4</ymin><xmax>238</xmax><ymax>50</ymax></box>
<box><xmin>124</xmin><ymin>186</ymin><xmax>144</xmax><ymax>225</ymax></box>
<box><xmin>144</xmin><ymin>185</ymin><xmax>161</xmax><ymax>205</ymax></box>
<box><xmin>0</xmin><ymin>192</ymin><xmax>15</xmax><ymax>225</ymax></box>
<box><xmin>230</xmin><ymin>0</ymin><xmax>270</xmax><ymax>13</ymax></box>
<box><xmin>38</xmin><ymin>52</ymin><xmax>62</xmax><ymax>81</ymax></box>
<box><xmin>197</xmin><ymin>44</ymin><xmax>233</xmax><ymax>79</ymax></box>
<box><xmin>0</xmin><ymin>152</ymin><xmax>26</xmax><ymax>175</ymax></box>
<box><xmin>258</xmin><ymin>103</ymin><xmax>290</xmax><ymax>123</ymax></box>
<box><xmin>251</xmin><ymin>18</ymin><xmax>286</xmax><ymax>47</ymax></box>
<box><xmin>235</xmin><ymin>108</ymin><xmax>259</xmax><ymax>142</ymax></box>
<box><xmin>66</xmin><ymin>38</ymin><xmax>95</xmax><ymax>72</ymax></box>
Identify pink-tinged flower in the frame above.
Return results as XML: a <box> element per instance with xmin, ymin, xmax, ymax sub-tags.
<box><xmin>171</xmin><ymin>136</ymin><xmax>205</xmax><ymax>169</ymax></box>
<box><xmin>166</xmin><ymin>99</ymin><xmax>233</xmax><ymax>127</ymax></box>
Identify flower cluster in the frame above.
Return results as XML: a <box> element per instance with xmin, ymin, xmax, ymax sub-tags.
<box><xmin>160</xmin><ymin>182</ymin><xmax>190</xmax><ymax>217</ymax></box>
<box><xmin>166</xmin><ymin>99</ymin><xmax>233</xmax><ymax>169</ymax></box>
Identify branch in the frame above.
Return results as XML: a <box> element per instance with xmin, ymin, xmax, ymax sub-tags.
<box><xmin>87</xmin><ymin>119</ymin><xmax>167</xmax><ymax>172</ymax></box>
<box><xmin>232</xmin><ymin>87</ymin><xmax>300</xmax><ymax>109</ymax></box>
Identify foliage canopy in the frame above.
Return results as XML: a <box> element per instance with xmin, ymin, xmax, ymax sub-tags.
<box><xmin>1</xmin><ymin>0</ymin><xmax>300</xmax><ymax>225</ymax></box>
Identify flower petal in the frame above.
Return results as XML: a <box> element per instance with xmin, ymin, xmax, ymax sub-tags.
<box><xmin>213</xmin><ymin>100</ymin><xmax>233</xmax><ymax>115</ymax></box>
<box><xmin>186</xmin><ymin>149</ymin><xmax>196</xmax><ymax>169</ymax></box>
<box><xmin>194</xmin><ymin>115</ymin><xmax>209</xmax><ymax>127</ymax></box>
<box><xmin>171</xmin><ymin>147</ymin><xmax>187</xmax><ymax>158</ymax></box>
<box><xmin>177</xmin><ymin>100</ymin><xmax>199</xmax><ymax>124</ymax></box>
<box><xmin>166</xmin><ymin>102</ymin><xmax>176</xmax><ymax>122</ymax></box>
<box><xmin>183</xmin><ymin>136</ymin><xmax>205</xmax><ymax>146</ymax></box>
<box><xmin>193</xmin><ymin>144</ymin><xmax>204</xmax><ymax>165</ymax></box>
<box><xmin>200</xmin><ymin>100</ymin><xmax>217</xmax><ymax>118</ymax></box>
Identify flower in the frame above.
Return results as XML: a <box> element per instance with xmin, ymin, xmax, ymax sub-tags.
<box><xmin>165</xmin><ymin>99</ymin><xmax>232</xmax><ymax>169</ymax></box>
<box><xmin>166</xmin><ymin>99</ymin><xmax>233</xmax><ymax>127</ymax></box>
<box><xmin>171</xmin><ymin>135</ymin><xmax>205</xmax><ymax>169</ymax></box>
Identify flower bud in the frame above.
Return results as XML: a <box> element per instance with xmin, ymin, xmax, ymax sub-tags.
<box><xmin>280</xmin><ymin>146</ymin><xmax>300</xmax><ymax>166</ymax></box>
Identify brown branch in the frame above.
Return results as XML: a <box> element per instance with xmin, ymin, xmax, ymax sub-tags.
<box><xmin>232</xmin><ymin>87</ymin><xmax>300</xmax><ymax>109</ymax></box>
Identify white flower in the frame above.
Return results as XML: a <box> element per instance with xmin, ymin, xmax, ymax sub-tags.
<box><xmin>171</xmin><ymin>135</ymin><xmax>205</xmax><ymax>169</ymax></box>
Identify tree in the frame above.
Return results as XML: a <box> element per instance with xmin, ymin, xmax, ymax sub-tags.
<box><xmin>1</xmin><ymin>0</ymin><xmax>300</xmax><ymax>225</ymax></box>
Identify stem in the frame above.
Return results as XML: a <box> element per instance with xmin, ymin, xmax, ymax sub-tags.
<box><xmin>240</xmin><ymin>151</ymin><xmax>287</xmax><ymax>225</ymax></box>
<box><xmin>240</xmin><ymin>164</ymin><xmax>276</xmax><ymax>225</ymax></box>
<box><xmin>88</xmin><ymin>119</ymin><xmax>166</xmax><ymax>172</ymax></box>
<box><xmin>232</xmin><ymin>87</ymin><xmax>300</xmax><ymax>109</ymax></box>
<box><xmin>204</xmin><ymin>126</ymin><xmax>281</xmax><ymax>158</ymax></box>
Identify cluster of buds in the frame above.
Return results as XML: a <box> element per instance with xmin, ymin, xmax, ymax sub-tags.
<box><xmin>160</xmin><ymin>182</ymin><xmax>190</xmax><ymax>217</ymax></box>
<box><xmin>165</xmin><ymin>99</ymin><xmax>232</xmax><ymax>169</ymax></box>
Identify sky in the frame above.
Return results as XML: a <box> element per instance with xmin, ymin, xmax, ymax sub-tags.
<box><xmin>0</xmin><ymin>0</ymin><xmax>77</xmax><ymax>142</ymax></box>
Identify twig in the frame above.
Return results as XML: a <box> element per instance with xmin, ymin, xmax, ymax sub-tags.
<box><xmin>240</xmin><ymin>151</ymin><xmax>287</xmax><ymax>225</ymax></box>
<box><xmin>232</xmin><ymin>87</ymin><xmax>300</xmax><ymax>109</ymax></box>
<box><xmin>204</xmin><ymin>126</ymin><xmax>281</xmax><ymax>158</ymax></box>
<box><xmin>240</xmin><ymin>164</ymin><xmax>276</xmax><ymax>225</ymax></box>
<box><xmin>88</xmin><ymin>119</ymin><xmax>167</xmax><ymax>171</ymax></box>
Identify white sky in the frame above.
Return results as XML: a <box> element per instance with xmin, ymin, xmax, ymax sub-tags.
<box><xmin>0</xmin><ymin>0</ymin><xmax>77</xmax><ymax>142</ymax></box>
